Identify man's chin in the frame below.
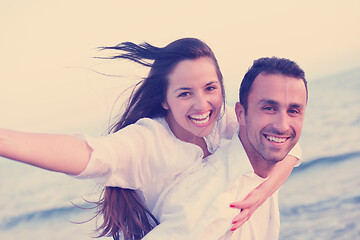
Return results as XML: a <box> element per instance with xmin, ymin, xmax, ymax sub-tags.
<box><xmin>264</xmin><ymin>152</ymin><xmax>289</xmax><ymax>164</ymax></box>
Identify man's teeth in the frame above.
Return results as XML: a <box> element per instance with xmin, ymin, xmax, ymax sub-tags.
<box><xmin>266</xmin><ymin>136</ymin><xmax>287</xmax><ymax>143</ymax></box>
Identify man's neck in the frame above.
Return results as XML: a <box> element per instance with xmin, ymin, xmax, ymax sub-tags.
<box><xmin>249</xmin><ymin>158</ymin><xmax>276</xmax><ymax>178</ymax></box>
<box><xmin>238</xmin><ymin>132</ymin><xmax>276</xmax><ymax>178</ymax></box>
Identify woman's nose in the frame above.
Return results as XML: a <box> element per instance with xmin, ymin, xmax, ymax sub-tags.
<box><xmin>193</xmin><ymin>93</ymin><xmax>208</xmax><ymax>110</ymax></box>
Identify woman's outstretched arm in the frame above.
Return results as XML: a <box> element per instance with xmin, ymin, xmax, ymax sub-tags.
<box><xmin>0</xmin><ymin>128</ymin><xmax>92</xmax><ymax>175</ymax></box>
<box><xmin>229</xmin><ymin>155</ymin><xmax>297</xmax><ymax>231</ymax></box>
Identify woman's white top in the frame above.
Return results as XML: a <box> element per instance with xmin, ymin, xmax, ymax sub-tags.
<box><xmin>74</xmin><ymin>105</ymin><xmax>238</xmax><ymax>212</ymax></box>
<box><xmin>74</xmin><ymin>105</ymin><xmax>301</xmax><ymax>218</ymax></box>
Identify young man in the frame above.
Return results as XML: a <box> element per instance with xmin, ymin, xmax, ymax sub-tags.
<box><xmin>143</xmin><ymin>57</ymin><xmax>308</xmax><ymax>240</ymax></box>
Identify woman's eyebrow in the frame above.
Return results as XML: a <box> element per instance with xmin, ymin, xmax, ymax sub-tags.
<box><xmin>204</xmin><ymin>81</ymin><xmax>219</xmax><ymax>86</ymax></box>
<box><xmin>174</xmin><ymin>81</ymin><xmax>219</xmax><ymax>93</ymax></box>
<box><xmin>174</xmin><ymin>87</ymin><xmax>191</xmax><ymax>93</ymax></box>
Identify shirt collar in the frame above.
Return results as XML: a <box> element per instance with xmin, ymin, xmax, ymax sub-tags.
<box><xmin>227</xmin><ymin>128</ymin><xmax>254</xmax><ymax>183</ymax></box>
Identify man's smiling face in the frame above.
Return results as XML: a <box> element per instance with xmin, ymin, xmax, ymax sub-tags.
<box><xmin>236</xmin><ymin>73</ymin><xmax>307</xmax><ymax>164</ymax></box>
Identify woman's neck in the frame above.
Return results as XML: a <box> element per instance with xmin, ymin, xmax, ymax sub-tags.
<box><xmin>165</xmin><ymin>116</ymin><xmax>210</xmax><ymax>158</ymax></box>
<box><xmin>193</xmin><ymin>137</ymin><xmax>211</xmax><ymax>158</ymax></box>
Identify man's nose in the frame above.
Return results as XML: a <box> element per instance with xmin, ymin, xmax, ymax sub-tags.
<box><xmin>273</xmin><ymin>111</ymin><xmax>290</xmax><ymax>134</ymax></box>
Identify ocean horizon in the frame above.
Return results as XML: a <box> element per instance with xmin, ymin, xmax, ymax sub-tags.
<box><xmin>1</xmin><ymin>67</ymin><xmax>359</xmax><ymax>239</ymax></box>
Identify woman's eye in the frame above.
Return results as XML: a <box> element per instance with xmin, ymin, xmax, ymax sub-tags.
<box><xmin>206</xmin><ymin>86</ymin><xmax>215</xmax><ymax>91</ymax></box>
<box><xmin>178</xmin><ymin>92</ymin><xmax>190</xmax><ymax>98</ymax></box>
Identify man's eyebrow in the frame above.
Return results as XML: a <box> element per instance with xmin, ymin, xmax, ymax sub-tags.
<box><xmin>258</xmin><ymin>99</ymin><xmax>305</xmax><ymax>109</ymax></box>
<box><xmin>258</xmin><ymin>99</ymin><xmax>279</xmax><ymax>106</ymax></box>
<box><xmin>289</xmin><ymin>103</ymin><xmax>305</xmax><ymax>109</ymax></box>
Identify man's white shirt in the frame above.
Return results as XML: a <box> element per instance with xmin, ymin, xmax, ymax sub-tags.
<box><xmin>144</xmin><ymin>131</ymin><xmax>301</xmax><ymax>239</ymax></box>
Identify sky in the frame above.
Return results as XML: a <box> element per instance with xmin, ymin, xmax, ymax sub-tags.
<box><xmin>1</xmin><ymin>0</ymin><xmax>359</xmax><ymax>134</ymax></box>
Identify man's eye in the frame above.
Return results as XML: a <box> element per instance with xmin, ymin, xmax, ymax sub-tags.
<box><xmin>263</xmin><ymin>106</ymin><xmax>275</xmax><ymax>111</ymax></box>
<box><xmin>288</xmin><ymin>109</ymin><xmax>300</xmax><ymax>116</ymax></box>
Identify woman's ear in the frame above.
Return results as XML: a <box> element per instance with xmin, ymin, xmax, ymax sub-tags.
<box><xmin>235</xmin><ymin>102</ymin><xmax>245</xmax><ymax>126</ymax></box>
<box><xmin>162</xmin><ymin>101</ymin><xmax>169</xmax><ymax>110</ymax></box>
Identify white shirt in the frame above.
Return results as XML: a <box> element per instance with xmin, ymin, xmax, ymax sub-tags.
<box><xmin>143</xmin><ymin>132</ymin><xmax>302</xmax><ymax>240</ymax></box>
<box><xmin>74</xmin><ymin>105</ymin><xmax>237</xmax><ymax>213</ymax></box>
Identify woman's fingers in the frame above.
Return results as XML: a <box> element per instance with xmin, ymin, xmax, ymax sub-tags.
<box><xmin>229</xmin><ymin>188</ymin><xmax>268</xmax><ymax>231</ymax></box>
<box><xmin>230</xmin><ymin>209</ymin><xmax>250</xmax><ymax>231</ymax></box>
<box><xmin>229</xmin><ymin>198</ymin><xmax>253</xmax><ymax>209</ymax></box>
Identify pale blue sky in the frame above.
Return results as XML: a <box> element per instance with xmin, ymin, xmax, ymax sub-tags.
<box><xmin>1</xmin><ymin>0</ymin><xmax>359</xmax><ymax>133</ymax></box>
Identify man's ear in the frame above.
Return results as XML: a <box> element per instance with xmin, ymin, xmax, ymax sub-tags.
<box><xmin>162</xmin><ymin>101</ymin><xmax>169</xmax><ymax>110</ymax></box>
<box><xmin>235</xmin><ymin>102</ymin><xmax>245</xmax><ymax>126</ymax></box>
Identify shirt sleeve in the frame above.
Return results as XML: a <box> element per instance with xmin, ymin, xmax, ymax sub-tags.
<box><xmin>288</xmin><ymin>142</ymin><xmax>302</xmax><ymax>167</ymax></box>
<box><xmin>205</xmin><ymin>105</ymin><xmax>238</xmax><ymax>153</ymax></box>
<box><xmin>71</xmin><ymin>118</ymin><xmax>175</xmax><ymax>189</ymax></box>
<box><xmin>219</xmin><ymin>104</ymin><xmax>238</xmax><ymax>140</ymax></box>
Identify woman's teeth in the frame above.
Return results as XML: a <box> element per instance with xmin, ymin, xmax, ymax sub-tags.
<box><xmin>189</xmin><ymin>112</ymin><xmax>211</xmax><ymax>124</ymax></box>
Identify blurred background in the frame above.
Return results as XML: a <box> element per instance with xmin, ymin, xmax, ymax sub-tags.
<box><xmin>0</xmin><ymin>1</ymin><xmax>359</xmax><ymax>239</ymax></box>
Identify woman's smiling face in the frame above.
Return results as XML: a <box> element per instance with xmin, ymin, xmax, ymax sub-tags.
<box><xmin>163</xmin><ymin>57</ymin><xmax>223</xmax><ymax>143</ymax></box>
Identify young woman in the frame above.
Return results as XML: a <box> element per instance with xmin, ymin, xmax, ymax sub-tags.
<box><xmin>0</xmin><ymin>38</ymin><xmax>300</xmax><ymax>240</ymax></box>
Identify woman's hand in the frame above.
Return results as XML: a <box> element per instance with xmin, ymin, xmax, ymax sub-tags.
<box><xmin>229</xmin><ymin>155</ymin><xmax>298</xmax><ymax>231</ymax></box>
<box><xmin>229</xmin><ymin>186</ymin><xmax>267</xmax><ymax>231</ymax></box>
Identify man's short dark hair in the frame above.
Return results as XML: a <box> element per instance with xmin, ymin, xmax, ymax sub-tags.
<box><xmin>239</xmin><ymin>57</ymin><xmax>308</xmax><ymax>112</ymax></box>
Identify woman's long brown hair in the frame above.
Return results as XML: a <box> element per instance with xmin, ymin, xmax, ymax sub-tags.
<box><xmin>95</xmin><ymin>38</ymin><xmax>224</xmax><ymax>239</ymax></box>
